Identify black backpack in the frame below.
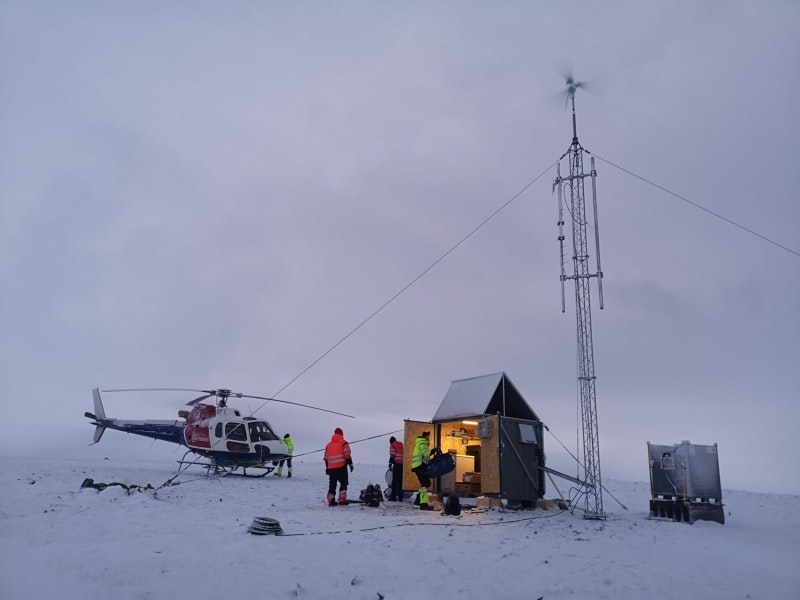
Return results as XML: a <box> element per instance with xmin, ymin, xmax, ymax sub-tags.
<box><xmin>360</xmin><ymin>483</ymin><xmax>383</xmax><ymax>507</ymax></box>
<box><xmin>444</xmin><ymin>495</ymin><xmax>461</xmax><ymax>516</ymax></box>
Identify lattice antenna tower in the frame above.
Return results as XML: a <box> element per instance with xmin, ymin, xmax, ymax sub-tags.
<box><xmin>554</xmin><ymin>74</ymin><xmax>606</xmax><ymax>519</ymax></box>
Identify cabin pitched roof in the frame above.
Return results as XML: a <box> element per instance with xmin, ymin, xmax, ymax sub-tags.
<box><xmin>431</xmin><ymin>372</ymin><xmax>539</xmax><ymax>422</ymax></box>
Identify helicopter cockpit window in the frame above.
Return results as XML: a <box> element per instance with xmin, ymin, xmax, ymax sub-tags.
<box><xmin>225</xmin><ymin>422</ymin><xmax>247</xmax><ymax>442</ymax></box>
<box><xmin>248</xmin><ymin>421</ymin><xmax>279</xmax><ymax>442</ymax></box>
<box><xmin>214</xmin><ymin>423</ymin><xmax>223</xmax><ymax>438</ymax></box>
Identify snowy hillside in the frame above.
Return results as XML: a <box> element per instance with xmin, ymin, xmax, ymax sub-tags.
<box><xmin>1</xmin><ymin>456</ymin><xmax>798</xmax><ymax>599</ymax></box>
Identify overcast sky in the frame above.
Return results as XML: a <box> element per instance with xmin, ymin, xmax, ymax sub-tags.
<box><xmin>2</xmin><ymin>1</ymin><xmax>798</xmax><ymax>495</ymax></box>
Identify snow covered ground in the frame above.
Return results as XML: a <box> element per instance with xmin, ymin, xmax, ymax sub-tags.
<box><xmin>1</xmin><ymin>455</ymin><xmax>798</xmax><ymax>599</ymax></box>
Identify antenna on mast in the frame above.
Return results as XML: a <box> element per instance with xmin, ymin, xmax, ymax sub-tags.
<box><xmin>554</xmin><ymin>71</ymin><xmax>606</xmax><ymax>519</ymax></box>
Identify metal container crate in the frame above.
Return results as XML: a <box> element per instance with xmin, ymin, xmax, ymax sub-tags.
<box><xmin>647</xmin><ymin>440</ymin><xmax>724</xmax><ymax>524</ymax></box>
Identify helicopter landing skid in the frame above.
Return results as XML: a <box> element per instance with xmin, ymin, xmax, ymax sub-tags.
<box><xmin>220</xmin><ymin>464</ymin><xmax>275</xmax><ymax>478</ymax></box>
<box><xmin>177</xmin><ymin>452</ymin><xmax>275</xmax><ymax>478</ymax></box>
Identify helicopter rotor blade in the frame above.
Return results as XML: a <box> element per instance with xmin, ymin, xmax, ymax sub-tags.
<box><xmin>240</xmin><ymin>394</ymin><xmax>355</xmax><ymax>419</ymax></box>
<box><xmin>99</xmin><ymin>387</ymin><xmax>353</xmax><ymax>418</ymax></box>
<box><xmin>102</xmin><ymin>387</ymin><xmax>210</xmax><ymax>394</ymax></box>
<box><xmin>102</xmin><ymin>388</ymin><xmax>224</xmax><ymax>404</ymax></box>
<box><xmin>186</xmin><ymin>394</ymin><xmax>215</xmax><ymax>406</ymax></box>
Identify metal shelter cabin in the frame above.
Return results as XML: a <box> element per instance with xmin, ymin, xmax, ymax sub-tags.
<box><xmin>648</xmin><ymin>440</ymin><xmax>725</xmax><ymax>524</ymax></box>
<box><xmin>404</xmin><ymin>372</ymin><xmax>546</xmax><ymax>507</ymax></box>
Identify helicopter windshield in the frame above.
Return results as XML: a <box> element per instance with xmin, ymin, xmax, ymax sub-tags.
<box><xmin>247</xmin><ymin>420</ymin><xmax>279</xmax><ymax>442</ymax></box>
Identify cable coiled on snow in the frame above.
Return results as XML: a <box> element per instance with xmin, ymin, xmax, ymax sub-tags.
<box><xmin>247</xmin><ymin>517</ymin><xmax>284</xmax><ymax>535</ymax></box>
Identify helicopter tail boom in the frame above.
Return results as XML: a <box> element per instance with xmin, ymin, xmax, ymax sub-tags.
<box><xmin>86</xmin><ymin>388</ymin><xmax>185</xmax><ymax>446</ymax></box>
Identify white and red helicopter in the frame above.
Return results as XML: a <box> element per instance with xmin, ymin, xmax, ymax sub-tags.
<box><xmin>85</xmin><ymin>387</ymin><xmax>354</xmax><ymax>476</ymax></box>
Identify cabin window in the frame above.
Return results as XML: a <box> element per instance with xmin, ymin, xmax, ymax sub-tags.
<box><xmin>214</xmin><ymin>423</ymin><xmax>223</xmax><ymax>438</ymax></box>
<box><xmin>518</xmin><ymin>423</ymin><xmax>538</xmax><ymax>444</ymax></box>
<box><xmin>225</xmin><ymin>422</ymin><xmax>247</xmax><ymax>441</ymax></box>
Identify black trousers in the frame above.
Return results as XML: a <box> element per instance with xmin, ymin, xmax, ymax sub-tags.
<box><xmin>413</xmin><ymin>464</ymin><xmax>430</xmax><ymax>488</ymax></box>
<box><xmin>327</xmin><ymin>466</ymin><xmax>349</xmax><ymax>496</ymax></box>
<box><xmin>390</xmin><ymin>462</ymin><xmax>403</xmax><ymax>499</ymax></box>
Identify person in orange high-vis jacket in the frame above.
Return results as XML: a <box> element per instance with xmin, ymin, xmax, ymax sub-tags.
<box><xmin>324</xmin><ymin>427</ymin><xmax>353</xmax><ymax>506</ymax></box>
<box><xmin>388</xmin><ymin>436</ymin><xmax>404</xmax><ymax>501</ymax></box>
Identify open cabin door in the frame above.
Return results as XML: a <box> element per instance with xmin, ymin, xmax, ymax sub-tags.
<box><xmin>403</xmin><ymin>420</ymin><xmax>436</xmax><ymax>493</ymax></box>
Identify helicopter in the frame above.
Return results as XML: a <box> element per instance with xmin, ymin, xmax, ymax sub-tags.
<box><xmin>85</xmin><ymin>387</ymin><xmax>354</xmax><ymax>477</ymax></box>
